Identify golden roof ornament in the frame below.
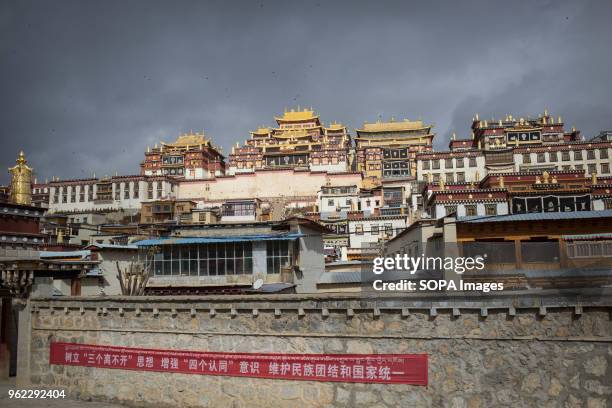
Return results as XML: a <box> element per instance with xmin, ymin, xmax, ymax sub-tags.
<box><xmin>452</xmin><ymin>132</ymin><xmax>456</xmax><ymax>140</ymax></box>
<box><xmin>535</xmin><ymin>175</ymin><xmax>542</xmax><ymax>184</ymax></box>
<box><xmin>558</xmin><ymin>116</ymin><xmax>562</xmax><ymax>123</ymax></box>
<box><xmin>439</xmin><ymin>176</ymin><xmax>445</xmax><ymax>190</ymax></box>
<box><xmin>551</xmin><ymin>175</ymin><xmax>558</xmax><ymax>184</ymax></box>
<box><xmin>591</xmin><ymin>172</ymin><xmax>597</xmax><ymax>185</ymax></box>
<box><xmin>8</xmin><ymin>151</ymin><xmax>33</xmax><ymax>205</ymax></box>
<box><xmin>499</xmin><ymin>176</ymin><xmax>505</xmax><ymax>188</ymax></box>
<box><xmin>542</xmin><ymin>171</ymin><xmax>550</xmax><ymax>183</ymax></box>
<box><xmin>475</xmin><ymin>113</ymin><xmax>479</xmax><ymax>121</ymax></box>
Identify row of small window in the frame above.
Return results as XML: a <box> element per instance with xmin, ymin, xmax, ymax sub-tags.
<box><xmin>444</xmin><ymin>204</ymin><xmax>498</xmax><ymax>217</ymax></box>
<box><xmin>327</xmin><ymin>198</ymin><xmax>382</xmax><ymax>208</ymax></box>
<box><xmin>422</xmin><ymin>172</ymin><xmax>469</xmax><ymax>183</ymax></box>
<box><xmin>422</xmin><ymin>157</ymin><xmax>478</xmax><ymax>170</ymax></box>
<box><xmin>51</xmin><ymin>183</ymin><xmax>166</xmax><ymax>203</ymax></box>
<box><xmin>353</xmin><ymin>224</ymin><xmax>395</xmax><ymax>235</ymax></box>
<box><xmin>552</xmin><ymin>163</ymin><xmax>610</xmax><ymax>174</ymax></box>
<box><xmin>312</xmin><ymin>156</ymin><xmax>345</xmax><ymax>165</ymax></box>
<box><xmin>322</xmin><ymin>187</ymin><xmax>357</xmax><ymax>195</ymax></box>
<box><xmin>522</xmin><ymin>148</ymin><xmax>609</xmax><ymax>163</ymax></box>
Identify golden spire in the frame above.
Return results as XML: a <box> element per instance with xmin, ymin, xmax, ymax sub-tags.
<box><xmin>452</xmin><ymin>132</ymin><xmax>456</xmax><ymax>140</ymax></box>
<box><xmin>558</xmin><ymin>116</ymin><xmax>562</xmax><ymax>123</ymax></box>
<box><xmin>8</xmin><ymin>151</ymin><xmax>33</xmax><ymax>205</ymax></box>
<box><xmin>499</xmin><ymin>176</ymin><xmax>505</xmax><ymax>188</ymax></box>
<box><xmin>475</xmin><ymin>113</ymin><xmax>479</xmax><ymax>121</ymax></box>
<box><xmin>591</xmin><ymin>172</ymin><xmax>598</xmax><ymax>185</ymax></box>
<box><xmin>439</xmin><ymin>176</ymin><xmax>445</xmax><ymax>190</ymax></box>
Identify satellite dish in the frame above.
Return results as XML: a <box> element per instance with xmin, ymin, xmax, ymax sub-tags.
<box><xmin>253</xmin><ymin>279</ymin><xmax>264</xmax><ymax>290</ymax></box>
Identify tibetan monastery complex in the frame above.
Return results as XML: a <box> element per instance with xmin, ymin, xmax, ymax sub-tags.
<box><xmin>228</xmin><ymin>107</ymin><xmax>352</xmax><ymax>174</ymax></box>
<box><xmin>2</xmin><ymin>106</ymin><xmax>612</xmax><ymax>294</ymax></box>
<box><xmin>141</xmin><ymin>132</ymin><xmax>226</xmax><ymax>178</ymax></box>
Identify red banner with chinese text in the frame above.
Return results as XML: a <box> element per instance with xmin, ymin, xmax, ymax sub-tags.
<box><xmin>50</xmin><ymin>342</ymin><xmax>427</xmax><ymax>385</ymax></box>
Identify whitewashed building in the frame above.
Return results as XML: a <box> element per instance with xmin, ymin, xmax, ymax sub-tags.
<box><xmin>47</xmin><ymin>175</ymin><xmax>178</xmax><ymax>214</ymax></box>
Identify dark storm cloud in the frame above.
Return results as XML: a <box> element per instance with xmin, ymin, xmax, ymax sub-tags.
<box><xmin>1</xmin><ymin>0</ymin><xmax>611</xmax><ymax>183</ymax></box>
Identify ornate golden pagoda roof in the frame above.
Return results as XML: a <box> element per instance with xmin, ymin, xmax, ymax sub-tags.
<box><xmin>161</xmin><ymin>132</ymin><xmax>210</xmax><ymax>147</ymax></box>
<box><xmin>325</xmin><ymin>121</ymin><xmax>345</xmax><ymax>130</ymax></box>
<box><xmin>250</xmin><ymin>127</ymin><xmax>272</xmax><ymax>135</ymax></box>
<box><xmin>275</xmin><ymin>107</ymin><xmax>319</xmax><ymax>122</ymax></box>
<box><xmin>356</xmin><ymin>118</ymin><xmax>431</xmax><ymax>133</ymax></box>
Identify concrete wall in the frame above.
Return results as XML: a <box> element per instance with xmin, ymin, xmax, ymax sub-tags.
<box><xmin>19</xmin><ymin>289</ymin><xmax>612</xmax><ymax>407</ymax></box>
<box><xmin>178</xmin><ymin>170</ymin><xmax>362</xmax><ymax>204</ymax></box>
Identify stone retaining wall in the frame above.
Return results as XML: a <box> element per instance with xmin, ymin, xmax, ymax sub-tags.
<box><xmin>20</xmin><ymin>289</ymin><xmax>612</xmax><ymax>407</ymax></box>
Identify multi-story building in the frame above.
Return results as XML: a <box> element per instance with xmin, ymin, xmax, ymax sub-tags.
<box><xmin>422</xmin><ymin>169</ymin><xmax>612</xmax><ymax>219</ymax></box>
<box><xmin>48</xmin><ymin>175</ymin><xmax>178</xmax><ymax>214</ymax></box>
<box><xmin>228</xmin><ymin>107</ymin><xmax>352</xmax><ymax>174</ymax></box>
<box><xmin>416</xmin><ymin>144</ymin><xmax>486</xmax><ymax>184</ymax></box>
<box><xmin>346</xmin><ymin>214</ymin><xmax>408</xmax><ymax>261</ymax></box>
<box><xmin>137</xmin><ymin>217</ymin><xmax>328</xmax><ymax>294</ymax></box>
<box><xmin>141</xmin><ymin>131</ymin><xmax>226</xmax><ymax>179</ymax></box>
<box><xmin>415</xmin><ymin>112</ymin><xmax>612</xmax><ymax>195</ymax></box>
<box><xmin>140</xmin><ymin>199</ymin><xmax>198</xmax><ymax>224</ymax></box>
<box><xmin>354</xmin><ymin>118</ymin><xmax>434</xmax><ymax>186</ymax></box>
<box><xmin>32</xmin><ymin>180</ymin><xmax>50</xmax><ymax>209</ymax></box>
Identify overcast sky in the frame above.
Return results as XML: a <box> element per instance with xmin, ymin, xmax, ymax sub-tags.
<box><xmin>1</xmin><ymin>0</ymin><xmax>611</xmax><ymax>183</ymax></box>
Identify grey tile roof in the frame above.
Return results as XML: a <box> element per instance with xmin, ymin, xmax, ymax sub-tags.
<box><xmin>457</xmin><ymin>210</ymin><xmax>612</xmax><ymax>223</ymax></box>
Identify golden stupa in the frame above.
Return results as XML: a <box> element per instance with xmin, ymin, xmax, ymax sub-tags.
<box><xmin>8</xmin><ymin>151</ymin><xmax>33</xmax><ymax>205</ymax></box>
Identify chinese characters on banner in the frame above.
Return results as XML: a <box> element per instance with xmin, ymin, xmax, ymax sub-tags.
<box><xmin>50</xmin><ymin>342</ymin><xmax>427</xmax><ymax>385</ymax></box>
